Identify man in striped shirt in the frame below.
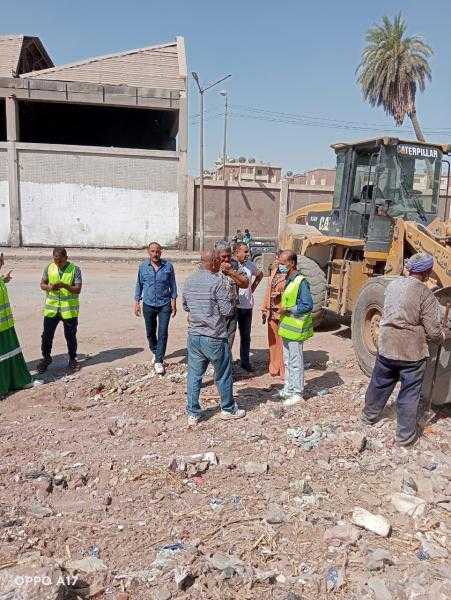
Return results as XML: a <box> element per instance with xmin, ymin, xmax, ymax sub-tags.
<box><xmin>182</xmin><ymin>250</ymin><xmax>246</xmax><ymax>427</ymax></box>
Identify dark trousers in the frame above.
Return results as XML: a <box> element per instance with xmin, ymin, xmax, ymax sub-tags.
<box><xmin>237</xmin><ymin>308</ymin><xmax>253</xmax><ymax>369</ymax></box>
<box><xmin>364</xmin><ymin>353</ymin><xmax>427</xmax><ymax>445</ymax></box>
<box><xmin>41</xmin><ymin>315</ymin><xmax>78</xmax><ymax>360</ymax></box>
<box><xmin>143</xmin><ymin>302</ymin><xmax>171</xmax><ymax>363</ymax></box>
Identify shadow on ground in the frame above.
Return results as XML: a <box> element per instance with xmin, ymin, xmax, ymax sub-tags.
<box><xmin>27</xmin><ymin>346</ymin><xmax>144</xmax><ymax>382</ymax></box>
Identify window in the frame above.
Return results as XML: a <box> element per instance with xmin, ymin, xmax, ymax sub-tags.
<box><xmin>256</xmin><ymin>168</ymin><xmax>263</xmax><ymax>175</ymax></box>
<box><xmin>310</xmin><ymin>178</ymin><xmax>316</xmax><ymax>185</ymax></box>
<box><xmin>321</xmin><ymin>178</ymin><xmax>326</xmax><ymax>186</ymax></box>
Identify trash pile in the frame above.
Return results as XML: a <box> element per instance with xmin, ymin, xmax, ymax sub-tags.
<box><xmin>0</xmin><ymin>359</ymin><xmax>450</xmax><ymax>599</ymax></box>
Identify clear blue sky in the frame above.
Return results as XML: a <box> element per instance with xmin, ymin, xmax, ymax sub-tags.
<box><xmin>3</xmin><ymin>1</ymin><xmax>451</xmax><ymax>174</ymax></box>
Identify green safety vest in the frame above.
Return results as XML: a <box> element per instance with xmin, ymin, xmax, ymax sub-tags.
<box><xmin>0</xmin><ymin>279</ymin><xmax>14</xmax><ymax>333</ymax></box>
<box><xmin>43</xmin><ymin>262</ymin><xmax>80</xmax><ymax>319</ymax></box>
<box><xmin>278</xmin><ymin>274</ymin><xmax>314</xmax><ymax>342</ymax></box>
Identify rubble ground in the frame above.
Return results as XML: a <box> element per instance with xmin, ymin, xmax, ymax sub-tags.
<box><xmin>0</xmin><ymin>352</ymin><xmax>450</xmax><ymax>600</ymax></box>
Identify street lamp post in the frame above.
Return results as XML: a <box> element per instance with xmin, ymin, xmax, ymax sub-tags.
<box><xmin>219</xmin><ymin>90</ymin><xmax>228</xmax><ymax>182</ymax></box>
<box><xmin>192</xmin><ymin>72</ymin><xmax>231</xmax><ymax>251</ymax></box>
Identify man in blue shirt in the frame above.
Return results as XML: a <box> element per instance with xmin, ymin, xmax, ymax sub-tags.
<box><xmin>134</xmin><ymin>242</ymin><xmax>177</xmax><ymax>375</ymax></box>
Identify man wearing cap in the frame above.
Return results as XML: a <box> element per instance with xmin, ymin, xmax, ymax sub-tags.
<box><xmin>362</xmin><ymin>253</ymin><xmax>445</xmax><ymax>446</ymax></box>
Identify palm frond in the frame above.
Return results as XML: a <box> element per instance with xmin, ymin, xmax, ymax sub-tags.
<box><xmin>356</xmin><ymin>13</ymin><xmax>432</xmax><ymax>129</ymax></box>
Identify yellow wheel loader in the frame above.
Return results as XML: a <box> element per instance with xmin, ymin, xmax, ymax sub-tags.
<box><xmin>281</xmin><ymin>137</ymin><xmax>451</xmax><ymax>385</ymax></box>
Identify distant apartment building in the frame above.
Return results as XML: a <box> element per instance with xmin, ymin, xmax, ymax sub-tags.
<box><xmin>288</xmin><ymin>168</ymin><xmax>335</xmax><ymax>187</ymax></box>
<box><xmin>209</xmin><ymin>157</ymin><xmax>282</xmax><ymax>184</ymax></box>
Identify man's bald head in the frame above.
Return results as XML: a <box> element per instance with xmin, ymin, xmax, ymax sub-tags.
<box><xmin>201</xmin><ymin>249</ymin><xmax>221</xmax><ymax>273</ymax></box>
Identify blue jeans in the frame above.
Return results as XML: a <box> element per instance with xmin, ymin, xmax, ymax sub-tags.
<box><xmin>364</xmin><ymin>354</ymin><xmax>427</xmax><ymax>445</ymax></box>
<box><xmin>143</xmin><ymin>302</ymin><xmax>171</xmax><ymax>363</ymax></box>
<box><xmin>282</xmin><ymin>339</ymin><xmax>304</xmax><ymax>395</ymax></box>
<box><xmin>187</xmin><ymin>334</ymin><xmax>235</xmax><ymax>417</ymax></box>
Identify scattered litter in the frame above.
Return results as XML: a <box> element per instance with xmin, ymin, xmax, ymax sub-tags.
<box><xmin>287</xmin><ymin>425</ymin><xmax>323</xmax><ymax>450</ymax></box>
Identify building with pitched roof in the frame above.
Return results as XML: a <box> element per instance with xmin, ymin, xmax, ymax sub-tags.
<box><xmin>0</xmin><ymin>35</ymin><xmax>187</xmax><ymax>248</ymax></box>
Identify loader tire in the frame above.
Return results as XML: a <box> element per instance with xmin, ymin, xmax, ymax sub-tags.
<box><xmin>352</xmin><ymin>277</ymin><xmax>393</xmax><ymax>377</ymax></box>
<box><xmin>297</xmin><ymin>255</ymin><xmax>327</xmax><ymax>327</ymax></box>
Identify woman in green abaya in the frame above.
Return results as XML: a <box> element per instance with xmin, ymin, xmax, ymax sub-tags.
<box><xmin>0</xmin><ymin>252</ymin><xmax>34</xmax><ymax>395</ymax></box>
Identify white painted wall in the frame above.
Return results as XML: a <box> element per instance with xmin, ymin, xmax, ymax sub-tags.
<box><xmin>20</xmin><ymin>182</ymin><xmax>179</xmax><ymax>247</ymax></box>
<box><xmin>0</xmin><ymin>181</ymin><xmax>10</xmax><ymax>244</ymax></box>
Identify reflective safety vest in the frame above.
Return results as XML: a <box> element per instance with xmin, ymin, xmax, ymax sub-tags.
<box><xmin>43</xmin><ymin>262</ymin><xmax>80</xmax><ymax>319</ymax></box>
<box><xmin>278</xmin><ymin>274</ymin><xmax>314</xmax><ymax>342</ymax></box>
<box><xmin>0</xmin><ymin>279</ymin><xmax>14</xmax><ymax>333</ymax></box>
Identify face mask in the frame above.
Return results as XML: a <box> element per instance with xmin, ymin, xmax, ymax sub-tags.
<box><xmin>278</xmin><ymin>265</ymin><xmax>288</xmax><ymax>273</ymax></box>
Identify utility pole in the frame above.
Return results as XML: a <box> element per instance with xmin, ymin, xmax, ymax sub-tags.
<box><xmin>220</xmin><ymin>90</ymin><xmax>228</xmax><ymax>181</ymax></box>
<box><xmin>192</xmin><ymin>72</ymin><xmax>231</xmax><ymax>251</ymax></box>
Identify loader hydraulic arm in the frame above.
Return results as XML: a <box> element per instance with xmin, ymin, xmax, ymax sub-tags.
<box><xmin>404</xmin><ymin>221</ymin><xmax>451</xmax><ymax>287</ymax></box>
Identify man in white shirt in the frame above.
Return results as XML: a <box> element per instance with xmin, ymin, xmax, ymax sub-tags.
<box><xmin>233</xmin><ymin>242</ymin><xmax>263</xmax><ymax>371</ymax></box>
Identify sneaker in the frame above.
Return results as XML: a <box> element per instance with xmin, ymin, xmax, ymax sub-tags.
<box><xmin>241</xmin><ymin>363</ymin><xmax>254</xmax><ymax>373</ymax></box>
<box><xmin>187</xmin><ymin>415</ymin><xmax>200</xmax><ymax>427</ymax></box>
<box><xmin>68</xmin><ymin>358</ymin><xmax>80</xmax><ymax>372</ymax></box>
<box><xmin>36</xmin><ymin>358</ymin><xmax>52</xmax><ymax>374</ymax></box>
<box><xmin>220</xmin><ymin>408</ymin><xmax>246</xmax><ymax>420</ymax></box>
<box><xmin>154</xmin><ymin>362</ymin><xmax>165</xmax><ymax>375</ymax></box>
<box><xmin>283</xmin><ymin>394</ymin><xmax>304</xmax><ymax>406</ymax></box>
<box><xmin>272</xmin><ymin>388</ymin><xmax>290</xmax><ymax>400</ymax></box>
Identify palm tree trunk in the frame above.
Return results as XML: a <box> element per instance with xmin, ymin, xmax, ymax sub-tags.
<box><xmin>409</xmin><ymin>108</ymin><xmax>426</xmax><ymax>142</ymax></box>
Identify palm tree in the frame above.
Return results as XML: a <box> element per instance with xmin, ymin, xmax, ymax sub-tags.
<box><xmin>357</xmin><ymin>13</ymin><xmax>432</xmax><ymax>141</ymax></box>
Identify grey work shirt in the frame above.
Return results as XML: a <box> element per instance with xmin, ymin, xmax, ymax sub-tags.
<box><xmin>379</xmin><ymin>276</ymin><xmax>443</xmax><ymax>362</ymax></box>
<box><xmin>182</xmin><ymin>267</ymin><xmax>234</xmax><ymax>339</ymax></box>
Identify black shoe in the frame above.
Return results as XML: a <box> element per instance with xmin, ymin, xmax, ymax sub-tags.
<box><xmin>68</xmin><ymin>358</ymin><xmax>80</xmax><ymax>372</ymax></box>
<box><xmin>37</xmin><ymin>358</ymin><xmax>52</xmax><ymax>374</ymax></box>
<box><xmin>241</xmin><ymin>363</ymin><xmax>254</xmax><ymax>372</ymax></box>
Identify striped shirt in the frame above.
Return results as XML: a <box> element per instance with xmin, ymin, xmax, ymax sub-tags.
<box><xmin>182</xmin><ymin>267</ymin><xmax>234</xmax><ymax>339</ymax></box>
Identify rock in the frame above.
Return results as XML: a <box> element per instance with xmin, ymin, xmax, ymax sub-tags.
<box><xmin>417</xmin><ymin>535</ymin><xmax>449</xmax><ymax>559</ymax></box>
<box><xmin>154</xmin><ymin>589</ymin><xmax>172</xmax><ymax>600</ymax></box>
<box><xmin>174</xmin><ymin>567</ymin><xmax>194</xmax><ymax>590</ymax></box>
<box><xmin>0</xmin><ymin>564</ymin><xmax>67</xmax><ymax>600</ymax></box>
<box><xmin>368</xmin><ymin>578</ymin><xmax>393</xmax><ymax>600</ymax></box>
<box><xmin>390</xmin><ymin>493</ymin><xmax>426</xmax><ymax>517</ymax></box>
<box><xmin>264</xmin><ymin>507</ymin><xmax>287</xmax><ymax>524</ymax></box>
<box><xmin>30</xmin><ymin>503</ymin><xmax>53</xmax><ymax>518</ymax></box>
<box><xmin>402</xmin><ymin>475</ymin><xmax>418</xmax><ymax>496</ymax></box>
<box><xmin>366</xmin><ymin>548</ymin><xmax>394</xmax><ymax>572</ymax></box>
<box><xmin>65</xmin><ymin>556</ymin><xmax>107</xmax><ymax>574</ymax></box>
<box><xmin>340</xmin><ymin>431</ymin><xmax>367</xmax><ymax>454</ymax></box>
<box><xmin>324</xmin><ymin>522</ymin><xmax>361</xmax><ymax>547</ymax></box>
<box><xmin>207</xmin><ymin>553</ymin><xmax>246</xmax><ymax>577</ymax></box>
<box><xmin>241</xmin><ymin>462</ymin><xmax>269</xmax><ymax>476</ymax></box>
<box><xmin>169</xmin><ymin>452</ymin><xmax>218</xmax><ymax>473</ymax></box>
<box><xmin>290</xmin><ymin>479</ymin><xmax>313</xmax><ymax>495</ymax></box>
<box><xmin>352</xmin><ymin>507</ymin><xmax>391</xmax><ymax>537</ymax></box>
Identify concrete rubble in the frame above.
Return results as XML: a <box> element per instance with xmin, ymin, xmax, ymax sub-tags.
<box><xmin>0</xmin><ymin>358</ymin><xmax>449</xmax><ymax>599</ymax></box>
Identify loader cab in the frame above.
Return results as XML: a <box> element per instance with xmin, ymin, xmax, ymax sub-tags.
<box><xmin>329</xmin><ymin>137</ymin><xmax>445</xmax><ymax>250</ymax></box>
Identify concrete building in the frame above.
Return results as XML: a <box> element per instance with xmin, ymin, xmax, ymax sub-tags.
<box><xmin>211</xmin><ymin>157</ymin><xmax>282</xmax><ymax>183</ymax></box>
<box><xmin>0</xmin><ymin>34</ymin><xmax>188</xmax><ymax>248</ymax></box>
<box><xmin>288</xmin><ymin>168</ymin><xmax>336</xmax><ymax>187</ymax></box>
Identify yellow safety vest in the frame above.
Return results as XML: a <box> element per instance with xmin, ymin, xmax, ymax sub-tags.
<box><xmin>278</xmin><ymin>274</ymin><xmax>314</xmax><ymax>342</ymax></box>
<box><xmin>0</xmin><ymin>279</ymin><xmax>14</xmax><ymax>333</ymax></box>
<box><xmin>43</xmin><ymin>262</ymin><xmax>80</xmax><ymax>319</ymax></box>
